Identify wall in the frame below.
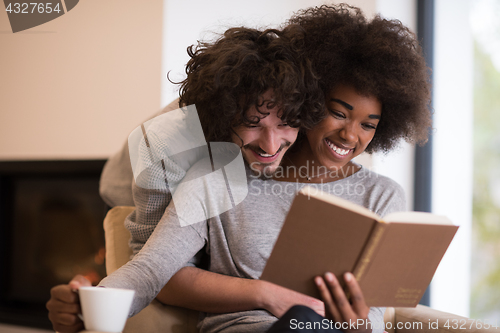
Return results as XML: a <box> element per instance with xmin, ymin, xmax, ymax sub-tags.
<box><xmin>0</xmin><ymin>0</ymin><xmax>163</xmax><ymax>160</ymax></box>
<box><xmin>160</xmin><ymin>0</ymin><xmax>377</xmax><ymax>106</ymax></box>
<box><xmin>372</xmin><ymin>0</ymin><xmax>417</xmax><ymax>210</ymax></box>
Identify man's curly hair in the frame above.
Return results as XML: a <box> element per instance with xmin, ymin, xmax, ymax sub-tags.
<box><xmin>287</xmin><ymin>4</ymin><xmax>432</xmax><ymax>153</ymax></box>
<box><xmin>177</xmin><ymin>27</ymin><xmax>325</xmax><ymax>143</ymax></box>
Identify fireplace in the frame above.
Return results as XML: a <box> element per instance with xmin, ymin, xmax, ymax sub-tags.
<box><xmin>0</xmin><ymin>160</ymin><xmax>108</xmax><ymax>329</ymax></box>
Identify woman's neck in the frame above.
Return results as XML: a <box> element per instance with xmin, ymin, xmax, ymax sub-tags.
<box><xmin>273</xmin><ymin>146</ymin><xmax>360</xmax><ymax>183</ymax></box>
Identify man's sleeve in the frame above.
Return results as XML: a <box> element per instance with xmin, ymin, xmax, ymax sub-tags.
<box><xmin>100</xmin><ymin>99</ymin><xmax>187</xmax><ymax>255</ymax></box>
<box><xmin>100</xmin><ymin>140</ymin><xmax>135</xmax><ymax>207</ymax></box>
<box><xmin>126</xmin><ymin>157</ymin><xmax>184</xmax><ymax>255</ymax></box>
<box><xmin>99</xmin><ymin>208</ymin><xmax>208</xmax><ymax>317</ymax></box>
<box><xmin>99</xmin><ymin>99</ymin><xmax>180</xmax><ymax>208</ymax></box>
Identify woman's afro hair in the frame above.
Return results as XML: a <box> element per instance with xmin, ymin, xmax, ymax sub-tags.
<box><xmin>287</xmin><ymin>4</ymin><xmax>432</xmax><ymax>153</ymax></box>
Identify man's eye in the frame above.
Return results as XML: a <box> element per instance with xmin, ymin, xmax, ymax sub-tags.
<box><xmin>279</xmin><ymin>123</ymin><xmax>289</xmax><ymax>127</ymax></box>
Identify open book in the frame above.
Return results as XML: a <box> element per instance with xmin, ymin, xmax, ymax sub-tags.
<box><xmin>260</xmin><ymin>186</ymin><xmax>458</xmax><ymax>307</ymax></box>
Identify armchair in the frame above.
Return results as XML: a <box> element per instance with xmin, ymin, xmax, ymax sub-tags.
<box><xmin>103</xmin><ymin>206</ymin><xmax>198</xmax><ymax>333</ymax></box>
<box><xmin>104</xmin><ymin>206</ymin><xmax>498</xmax><ymax>333</ymax></box>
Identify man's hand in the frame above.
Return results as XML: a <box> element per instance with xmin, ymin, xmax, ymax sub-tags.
<box><xmin>315</xmin><ymin>272</ymin><xmax>371</xmax><ymax>333</ymax></box>
<box><xmin>260</xmin><ymin>280</ymin><xmax>325</xmax><ymax>318</ymax></box>
<box><xmin>46</xmin><ymin>275</ymin><xmax>91</xmax><ymax>333</ymax></box>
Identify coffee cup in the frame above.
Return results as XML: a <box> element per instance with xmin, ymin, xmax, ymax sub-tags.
<box><xmin>78</xmin><ymin>286</ymin><xmax>135</xmax><ymax>332</ymax></box>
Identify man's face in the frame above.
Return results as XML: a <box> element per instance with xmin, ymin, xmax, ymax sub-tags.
<box><xmin>231</xmin><ymin>90</ymin><xmax>299</xmax><ymax>178</ymax></box>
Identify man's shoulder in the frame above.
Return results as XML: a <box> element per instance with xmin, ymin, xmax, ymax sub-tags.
<box><xmin>157</xmin><ymin>99</ymin><xmax>180</xmax><ymax>116</ymax></box>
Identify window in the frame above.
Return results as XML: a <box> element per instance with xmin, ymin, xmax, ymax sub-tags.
<box><xmin>470</xmin><ymin>0</ymin><xmax>500</xmax><ymax>321</ymax></box>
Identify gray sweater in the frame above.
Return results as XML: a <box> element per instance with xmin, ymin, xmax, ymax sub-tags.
<box><xmin>99</xmin><ymin>161</ymin><xmax>405</xmax><ymax>333</ymax></box>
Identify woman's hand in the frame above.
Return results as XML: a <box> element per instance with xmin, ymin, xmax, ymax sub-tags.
<box><xmin>315</xmin><ymin>272</ymin><xmax>371</xmax><ymax>333</ymax></box>
<box><xmin>259</xmin><ymin>280</ymin><xmax>325</xmax><ymax>318</ymax></box>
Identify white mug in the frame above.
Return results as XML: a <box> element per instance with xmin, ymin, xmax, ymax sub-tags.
<box><xmin>78</xmin><ymin>286</ymin><xmax>135</xmax><ymax>333</ymax></box>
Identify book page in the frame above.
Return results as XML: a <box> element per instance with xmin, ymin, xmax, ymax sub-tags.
<box><xmin>383</xmin><ymin>211</ymin><xmax>453</xmax><ymax>225</ymax></box>
<box><xmin>300</xmin><ymin>186</ymin><xmax>381</xmax><ymax>221</ymax></box>
<box><xmin>359</xmin><ymin>222</ymin><xmax>458</xmax><ymax>306</ymax></box>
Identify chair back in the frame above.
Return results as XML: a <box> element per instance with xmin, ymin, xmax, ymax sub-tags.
<box><xmin>102</xmin><ymin>206</ymin><xmax>199</xmax><ymax>333</ymax></box>
<box><xmin>103</xmin><ymin>206</ymin><xmax>135</xmax><ymax>274</ymax></box>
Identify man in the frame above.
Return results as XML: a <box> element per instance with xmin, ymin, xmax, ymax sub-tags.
<box><xmin>47</xmin><ymin>25</ymin><xmax>324</xmax><ymax>333</ymax></box>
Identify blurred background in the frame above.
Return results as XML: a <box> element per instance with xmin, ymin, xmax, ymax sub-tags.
<box><xmin>0</xmin><ymin>0</ymin><xmax>498</xmax><ymax>331</ymax></box>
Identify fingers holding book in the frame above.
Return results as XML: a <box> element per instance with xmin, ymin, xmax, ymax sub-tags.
<box><xmin>315</xmin><ymin>272</ymin><xmax>371</xmax><ymax>333</ymax></box>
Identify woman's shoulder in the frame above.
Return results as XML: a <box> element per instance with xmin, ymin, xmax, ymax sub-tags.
<box><xmin>350</xmin><ymin>165</ymin><xmax>407</xmax><ymax>216</ymax></box>
<box><xmin>352</xmin><ymin>165</ymin><xmax>404</xmax><ymax>193</ymax></box>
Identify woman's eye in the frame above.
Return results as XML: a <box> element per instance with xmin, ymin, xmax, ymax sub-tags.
<box><xmin>329</xmin><ymin>109</ymin><xmax>345</xmax><ymax>119</ymax></box>
<box><xmin>279</xmin><ymin>123</ymin><xmax>289</xmax><ymax>127</ymax></box>
<box><xmin>363</xmin><ymin>123</ymin><xmax>377</xmax><ymax>130</ymax></box>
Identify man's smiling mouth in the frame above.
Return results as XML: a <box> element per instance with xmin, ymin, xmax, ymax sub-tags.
<box><xmin>258</xmin><ymin>152</ymin><xmax>278</xmax><ymax>158</ymax></box>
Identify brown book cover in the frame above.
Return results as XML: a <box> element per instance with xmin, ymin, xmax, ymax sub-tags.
<box><xmin>260</xmin><ymin>186</ymin><xmax>458</xmax><ymax>307</ymax></box>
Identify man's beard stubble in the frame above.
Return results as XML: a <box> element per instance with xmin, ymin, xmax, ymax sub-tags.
<box><xmin>243</xmin><ymin>141</ymin><xmax>292</xmax><ymax>179</ymax></box>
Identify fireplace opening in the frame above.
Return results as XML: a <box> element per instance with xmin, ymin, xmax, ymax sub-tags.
<box><xmin>0</xmin><ymin>160</ymin><xmax>107</xmax><ymax>329</ymax></box>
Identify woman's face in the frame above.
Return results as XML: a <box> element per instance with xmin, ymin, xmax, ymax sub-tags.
<box><xmin>306</xmin><ymin>85</ymin><xmax>382</xmax><ymax>171</ymax></box>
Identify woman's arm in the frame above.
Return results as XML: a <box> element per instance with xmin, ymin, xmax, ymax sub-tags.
<box><xmin>156</xmin><ymin>266</ymin><xmax>325</xmax><ymax>318</ymax></box>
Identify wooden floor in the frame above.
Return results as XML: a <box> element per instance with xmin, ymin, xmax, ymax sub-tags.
<box><xmin>0</xmin><ymin>323</ymin><xmax>52</xmax><ymax>333</ymax></box>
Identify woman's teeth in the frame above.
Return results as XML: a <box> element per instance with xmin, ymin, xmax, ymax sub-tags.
<box><xmin>326</xmin><ymin>139</ymin><xmax>350</xmax><ymax>156</ymax></box>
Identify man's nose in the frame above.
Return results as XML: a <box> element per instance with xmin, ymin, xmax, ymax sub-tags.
<box><xmin>259</xmin><ymin>128</ymin><xmax>280</xmax><ymax>155</ymax></box>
